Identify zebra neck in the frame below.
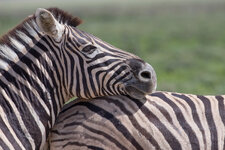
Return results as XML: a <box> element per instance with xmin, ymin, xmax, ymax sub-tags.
<box><xmin>0</xmin><ymin>19</ymin><xmax>68</xmax><ymax>149</ymax></box>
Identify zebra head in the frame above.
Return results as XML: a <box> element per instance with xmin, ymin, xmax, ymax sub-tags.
<box><xmin>35</xmin><ymin>8</ymin><xmax>157</xmax><ymax>100</ymax></box>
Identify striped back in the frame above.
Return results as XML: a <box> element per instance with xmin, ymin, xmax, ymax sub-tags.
<box><xmin>49</xmin><ymin>92</ymin><xmax>225</xmax><ymax>150</ymax></box>
<box><xmin>0</xmin><ymin>8</ymin><xmax>156</xmax><ymax>149</ymax></box>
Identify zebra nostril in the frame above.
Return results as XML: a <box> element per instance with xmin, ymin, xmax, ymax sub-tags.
<box><xmin>139</xmin><ymin>70</ymin><xmax>151</xmax><ymax>81</ymax></box>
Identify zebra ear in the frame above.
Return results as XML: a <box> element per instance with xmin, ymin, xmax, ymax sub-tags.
<box><xmin>35</xmin><ymin>8</ymin><xmax>64</xmax><ymax>41</ymax></box>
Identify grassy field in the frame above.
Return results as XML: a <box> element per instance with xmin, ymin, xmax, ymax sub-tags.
<box><xmin>0</xmin><ymin>0</ymin><xmax>225</xmax><ymax>95</ymax></box>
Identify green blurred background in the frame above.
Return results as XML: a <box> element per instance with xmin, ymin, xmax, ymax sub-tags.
<box><xmin>1</xmin><ymin>0</ymin><xmax>225</xmax><ymax>95</ymax></box>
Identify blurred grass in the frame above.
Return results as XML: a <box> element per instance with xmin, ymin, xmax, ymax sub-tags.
<box><xmin>0</xmin><ymin>0</ymin><xmax>225</xmax><ymax>95</ymax></box>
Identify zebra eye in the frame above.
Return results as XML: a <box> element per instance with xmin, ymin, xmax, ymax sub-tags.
<box><xmin>82</xmin><ymin>45</ymin><xmax>97</xmax><ymax>54</ymax></box>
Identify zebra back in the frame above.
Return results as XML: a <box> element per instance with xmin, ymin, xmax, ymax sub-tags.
<box><xmin>49</xmin><ymin>92</ymin><xmax>225</xmax><ymax>150</ymax></box>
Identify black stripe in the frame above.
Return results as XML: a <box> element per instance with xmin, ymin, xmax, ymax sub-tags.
<box><xmin>151</xmin><ymin>100</ymin><xmax>173</xmax><ymax>123</ymax></box>
<box><xmin>0</xmin><ymin>137</ymin><xmax>10</xmax><ymax>150</ymax></box>
<box><xmin>0</xmin><ymin>79</ymin><xmax>43</xmax><ymax>147</ymax></box>
<box><xmin>0</xmin><ymin>93</ymin><xmax>32</xmax><ymax>149</ymax></box>
<box><xmin>86</xmin><ymin>53</ymin><xmax>124</xmax><ymax>63</ymax></box>
<box><xmin>215</xmin><ymin>96</ymin><xmax>225</xmax><ymax>126</ymax></box>
<box><xmin>68</xmin><ymin>102</ymin><xmax>143</xmax><ymax>150</ymax></box>
<box><xmin>64</xmin><ymin>122</ymin><xmax>129</xmax><ymax>150</ymax></box>
<box><xmin>197</xmin><ymin>95</ymin><xmax>218</xmax><ymax>150</ymax></box>
<box><xmin>87</xmin><ymin>60</ymin><xmax>123</xmax><ymax>96</ymax></box>
<box><xmin>45</xmin><ymin>37</ymin><xmax>68</xmax><ymax>102</ymax></box>
<box><xmin>87</xmin><ymin>59</ymin><xmax>122</xmax><ymax>72</ymax></box>
<box><xmin>66</xmin><ymin>42</ymin><xmax>90</xmax><ymax>98</ymax></box>
<box><xmin>105</xmin><ymin>65</ymin><xmax>128</xmax><ymax>94</ymax></box>
<box><xmin>215</xmin><ymin>96</ymin><xmax>225</xmax><ymax>150</ymax></box>
<box><xmin>76</xmin><ymin>29</ymin><xmax>92</xmax><ymax>42</ymax></box>
<box><xmin>28</xmin><ymin>42</ymin><xmax>59</xmax><ymax>121</ymax></box>
<box><xmin>70</xmin><ymin>28</ymin><xmax>87</xmax><ymax>45</ymax></box>
<box><xmin>67</xmin><ymin>52</ymin><xmax>76</xmax><ymax>96</ymax></box>
<box><xmin>87</xmin><ymin>71</ymin><xmax>98</xmax><ymax>97</ymax></box>
<box><xmin>33</xmin><ymin>39</ymin><xmax>60</xmax><ymax>123</ymax></box>
<box><xmin>61</xmin><ymin>47</ymin><xmax>69</xmax><ymax>93</ymax></box>
<box><xmin>73</xmin><ymin>27</ymin><xmax>88</xmax><ymax>38</ymax></box>
<box><xmin>95</xmin><ymin>40</ymin><xmax>130</xmax><ymax>56</ymax></box>
<box><xmin>105</xmin><ymin>97</ymin><xmax>161</xmax><ymax>149</ymax></box>
<box><xmin>9</xmin><ymin>43</ymin><xmax>53</xmax><ymax>99</ymax></box>
<box><xmin>5</xmin><ymin>33</ymin><xmax>59</xmax><ymax>132</ymax></box>
<box><xmin>75</xmin><ymin>67</ymin><xmax>81</xmax><ymax>97</ymax></box>
<box><xmin>0</xmin><ymin>111</ymin><xmax>22</xmax><ymax>150</ymax></box>
<box><xmin>197</xmin><ymin>96</ymin><xmax>218</xmax><ymax>149</ymax></box>
<box><xmin>151</xmin><ymin>92</ymin><xmax>189</xmax><ymax>150</ymax></box>
<box><xmin>63</xmin><ymin>141</ymin><xmax>104</xmax><ymax>150</ymax></box>
<box><xmin>172</xmin><ymin>93</ymin><xmax>207</xmax><ymax>147</ymax></box>
<box><xmin>40</xmin><ymin>36</ymin><xmax>65</xmax><ymax>109</ymax></box>
<box><xmin>57</xmin><ymin>111</ymin><xmax>79</xmax><ymax>124</ymax></box>
<box><xmin>111</xmin><ymin>72</ymin><xmax>131</xmax><ymax>95</ymax></box>
<box><xmin>2</xmin><ymin>62</ymin><xmax>50</xmax><ymax>125</ymax></box>
<box><xmin>51</xmin><ymin>129</ymin><xmax>110</xmax><ymax>149</ymax></box>
<box><xmin>87</xmin><ymin>60</ymin><xmax>125</xmax><ymax>97</ymax></box>
<box><xmin>87</xmin><ymin>145</ymin><xmax>104</xmax><ymax>150</ymax></box>
<box><xmin>100</xmin><ymin>62</ymin><xmax>125</xmax><ymax>95</ymax></box>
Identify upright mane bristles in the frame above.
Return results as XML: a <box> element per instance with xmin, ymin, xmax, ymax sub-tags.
<box><xmin>47</xmin><ymin>7</ymin><xmax>83</xmax><ymax>27</ymax></box>
<box><xmin>0</xmin><ymin>7</ymin><xmax>82</xmax><ymax>45</ymax></box>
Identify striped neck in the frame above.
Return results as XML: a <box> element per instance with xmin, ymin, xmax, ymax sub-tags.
<box><xmin>0</xmin><ymin>17</ymin><xmax>69</xmax><ymax>149</ymax></box>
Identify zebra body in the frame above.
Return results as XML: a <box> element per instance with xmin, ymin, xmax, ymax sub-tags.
<box><xmin>0</xmin><ymin>8</ymin><xmax>156</xmax><ymax>149</ymax></box>
<box><xmin>49</xmin><ymin>92</ymin><xmax>225</xmax><ymax>150</ymax></box>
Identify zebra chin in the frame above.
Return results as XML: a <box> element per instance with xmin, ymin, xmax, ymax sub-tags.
<box><xmin>124</xmin><ymin>77</ymin><xmax>157</xmax><ymax>100</ymax></box>
<box><xmin>124</xmin><ymin>84</ymin><xmax>156</xmax><ymax>100</ymax></box>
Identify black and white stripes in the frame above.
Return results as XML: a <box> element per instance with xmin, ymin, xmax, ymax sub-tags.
<box><xmin>0</xmin><ymin>8</ymin><xmax>156</xmax><ymax>149</ymax></box>
<box><xmin>49</xmin><ymin>92</ymin><xmax>225</xmax><ymax>150</ymax></box>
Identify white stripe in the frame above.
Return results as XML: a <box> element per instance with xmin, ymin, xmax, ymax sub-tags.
<box><xmin>167</xmin><ymin>93</ymin><xmax>204</xmax><ymax>149</ymax></box>
<box><xmin>39</xmin><ymin>39</ymin><xmax>64</xmax><ymax>109</ymax></box>
<box><xmin>0</xmin><ymin>128</ymin><xmax>15</xmax><ymax>150</ymax></box>
<box><xmin>0</xmin><ymin>44</ymin><xmax>18</xmax><ymax>61</ymax></box>
<box><xmin>28</xmin><ymin>44</ymin><xmax>54</xmax><ymax>87</ymax></box>
<box><xmin>10</xmin><ymin>37</ymin><xmax>27</xmax><ymax>54</ymax></box>
<box><xmin>191</xmin><ymin>95</ymin><xmax>212</xmax><ymax>150</ymax></box>
<box><xmin>48</xmin><ymin>96</ymin><xmax>55</xmax><ymax>127</ymax></box>
<box><xmin>0</xmin><ymin>59</ymin><xmax>9</xmax><ymax>70</ymax></box>
<box><xmin>24</xmin><ymin>22</ymin><xmax>41</xmax><ymax>41</ymax></box>
<box><xmin>0</xmin><ymin>105</ymin><xmax>26</xmax><ymax>150</ymax></box>
<box><xmin>94</xmin><ymin>37</ymin><xmax>135</xmax><ymax>58</ymax></box>
<box><xmin>0</xmin><ymin>63</ymin><xmax>50</xmax><ymax>117</ymax></box>
<box><xmin>1</xmin><ymin>88</ymin><xmax>35</xmax><ymax>149</ymax></box>
<box><xmin>16</xmin><ymin>30</ymin><xmax>54</xmax><ymax>91</ymax></box>
<box><xmin>0</xmin><ymin>145</ymin><xmax>3</xmax><ymax>150</ymax></box>
<box><xmin>0</xmin><ymin>76</ymin><xmax>46</xmax><ymax>149</ymax></box>
<box><xmin>102</xmin><ymin>63</ymin><xmax>124</xmax><ymax>95</ymax></box>
<box><xmin>108</xmin><ymin>66</ymin><xmax>130</xmax><ymax>95</ymax></box>
<box><xmin>64</xmin><ymin>43</ymin><xmax>88</xmax><ymax>98</ymax></box>
<box><xmin>16</xmin><ymin>31</ymin><xmax>33</xmax><ymax>45</ymax></box>
<box><xmin>0</xmin><ymin>37</ymin><xmax>53</xmax><ymax>116</ymax></box>
<box><xmin>146</xmin><ymin>94</ymin><xmax>192</xmax><ymax>150</ymax></box>
<box><xmin>6</xmin><ymin>62</ymin><xmax>50</xmax><ymax>116</ymax></box>
<box><xmin>210</xmin><ymin>96</ymin><xmax>225</xmax><ymax>150</ymax></box>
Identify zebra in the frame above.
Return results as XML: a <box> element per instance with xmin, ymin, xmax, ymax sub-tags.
<box><xmin>0</xmin><ymin>8</ymin><xmax>157</xmax><ymax>150</ymax></box>
<box><xmin>49</xmin><ymin>92</ymin><xmax>225</xmax><ymax>150</ymax></box>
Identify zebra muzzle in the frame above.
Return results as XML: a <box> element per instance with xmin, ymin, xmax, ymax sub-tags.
<box><xmin>124</xmin><ymin>61</ymin><xmax>157</xmax><ymax>100</ymax></box>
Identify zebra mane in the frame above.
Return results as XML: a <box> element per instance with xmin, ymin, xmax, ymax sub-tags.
<box><xmin>47</xmin><ymin>8</ymin><xmax>83</xmax><ymax>27</ymax></box>
<box><xmin>0</xmin><ymin>8</ymin><xmax>82</xmax><ymax>44</ymax></box>
<box><xmin>0</xmin><ymin>8</ymin><xmax>82</xmax><ymax>70</ymax></box>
